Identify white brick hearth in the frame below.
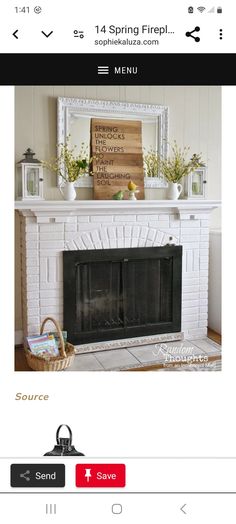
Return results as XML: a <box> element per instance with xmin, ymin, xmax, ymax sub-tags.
<box><xmin>15</xmin><ymin>200</ymin><xmax>221</xmax><ymax>342</ymax></box>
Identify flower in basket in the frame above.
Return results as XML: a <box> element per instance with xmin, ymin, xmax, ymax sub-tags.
<box><xmin>43</xmin><ymin>135</ymin><xmax>93</xmax><ymax>183</ymax></box>
<box><xmin>160</xmin><ymin>141</ymin><xmax>205</xmax><ymax>183</ymax></box>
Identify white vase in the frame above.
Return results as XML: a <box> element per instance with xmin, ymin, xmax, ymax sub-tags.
<box><xmin>59</xmin><ymin>181</ymin><xmax>77</xmax><ymax>201</ymax></box>
<box><xmin>167</xmin><ymin>182</ymin><xmax>183</xmax><ymax>200</ymax></box>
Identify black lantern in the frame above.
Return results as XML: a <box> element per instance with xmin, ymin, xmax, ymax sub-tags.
<box><xmin>44</xmin><ymin>425</ymin><xmax>84</xmax><ymax>457</ymax></box>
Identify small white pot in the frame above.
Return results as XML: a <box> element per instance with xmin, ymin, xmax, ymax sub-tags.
<box><xmin>167</xmin><ymin>182</ymin><xmax>183</xmax><ymax>200</ymax></box>
<box><xmin>59</xmin><ymin>181</ymin><xmax>77</xmax><ymax>201</ymax></box>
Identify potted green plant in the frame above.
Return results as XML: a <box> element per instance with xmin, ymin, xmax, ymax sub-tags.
<box><xmin>161</xmin><ymin>141</ymin><xmax>205</xmax><ymax>200</ymax></box>
<box><xmin>43</xmin><ymin>135</ymin><xmax>92</xmax><ymax>201</ymax></box>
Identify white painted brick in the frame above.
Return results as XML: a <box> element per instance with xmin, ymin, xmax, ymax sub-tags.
<box><xmin>200</xmin><ymin>291</ymin><xmax>208</xmax><ymax>299</ymax></box>
<box><xmin>183</xmin><ymin>292</ymin><xmax>199</xmax><ymax>301</ymax></box>
<box><xmin>146</xmin><ymin>240</ymin><xmax>153</xmax><ymax>247</ymax></box>
<box><xmin>200</xmin><ymin>248</ymin><xmax>209</xmax><ymax>257</ymax></box>
<box><xmin>124</xmin><ymin>238</ymin><xmax>131</xmax><ymax>248</ymax></box>
<box><xmin>26</xmin><ymin>299</ymin><xmax>39</xmax><ymax>308</ymax></box>
<box><xmin>181</xmin><ymin>220</ymin><xmax>200</xmax><ymax>228</ymax></box>
<box><xmin>90</xmin><ymin>215</ymin><xmax>112</xmax><ymax>223</ymax></box>
<box><xmin>91</xmin><ymin>230</ymin><xmax>102</xmax><ymax>249</ymax></box>
<box><xmin>77</xmin><ymin>216</ymin><xmax>90</xmax><ymax>223</ymax></box>
<box><xmin>26</xmin><ymin>307</ymin><xmax>39</xmax><ymax>316</ymax></box>
<box><xmin>114</xmin><ymin>215</ymin><xmax>136</xmax><ymax>222</ymax></box>
<box><xmin>200</xmin><ymin>298</ymin><xmax>208</xmax><ymax>306</ymax></box>
<box><xmin>140</xmin><ymin>226</ymin><xmax>148</xmax><ymax>239</ymax></box>
<box><xmin>25</xmin><ymin>249</ymin><xmax>38</xmax><ymax>259</ymax></box>
<box><xmin>138</xmin><ymin>239</ymin><xmax>146</xmax><ymax>247</ymax></box>
<box><xmin>155</xmin><ymin>231</ymin><xmax>165</xmax><ymax>245</ymax></box>
<box><xmin>131</xmin><ymin>238</ymin><xmax>139</xmax><ymax>247</ymax></box>
<box><xmin>147</xmin><ymin>228</ymin><xmax>156</xmax><ymax>241</ymax></box>
<box><xmin>201</xmin><ymin>220</ymin><xmax>209</xmax><ymax>227</ymax></box>
<box><xmin>40</xmin><ymin>223</ymin><xmax>64</xmax><ymax>231</ymax></box>
<box><xmin>182</xmin><ymin>299</ymin><xmax>199</xmax><ymax>308</ymax></box>
<box><xmin>73</xmin><ymin>238</ymin><xmax>86</xmax><ymax>250</ymax></box>
<box><xmin>64</xmin><ymin>232</ymin><xmax>78</xmax><ymax>240</ymax></box>
<box><xmin>182</xmin><ymin>321</ymin><xmax>199</xmax><ymax>329</ymax></box>
<box><xmin>40</xmin><ymin>298</ymin><xmax>60</xmax><ymax>307</ymax></box>
<box><xmin>200</xmin><ymin>270</ymin><xmax>208</xmax><ymax>277</ymax></box>
<box><xmin>40</xmin><ymin>289</ymin><xmax>62</xmax><ymax>299</ymax></box>
<box><xmin>37</xmin><ymin>217</ymin><xmax>51</xmax><ymax>224</ymax></box>
<box><xmin>110</xmin><ymin>239</ymin><xmax>117</xmax><ymax>249</ymax></box>
<box><xmin>182</xmin><ymin>271</ymin><xmax>200</xmax><ymax>280</ymax></box>
<box><xmin>25</xmin><ymin>223</ymin><xmax>38</xmax><ymax>232</ymax></box>
<box><xmin>107</xmin><ymin>226</ymin><xmax>116</xmax><ymax>239</ymax></box>
<box><xmin>26</xmin><ymin>258</ymin><xmax>39</xmax><ymax>268</ymax></box>
<box><xmin>27</xmin><ymin>291</ymin><xmax>39</xmax><ymax>300</ymax></box>
<box><xmin>100</xmin><ymin>228</ymin><xmax>109</xmax><ymax>244</ymax></box>
<box><xmin>200</xmin><ymin>242</ymin><xmax>209</xmax><ymax>249</ymax></box>
<box><xmin>80</xmin><ymin>234</ymin><xmax>94</xmax><ymax>249</ymax></box>
<box><xmin>181</xmin><ymin>235</ymin><xmax>200</xmax><ymax>243</ymax></box>
<box><xmin>183</xmin><ymin>278</ymin><xmax>199</xmax><ymax>286</ymax></box>
<box><xmin>26</xmin><ymin>275</ymin><xmax>39</xmax><ymax>284</ymax></box>
<box><xmin>39</xmin><ymin>240</ymin><xmax>65</xmax><ymax>249</ymax></box>
<box><xmin>199</xmin><ymin>306</ymin><xmax>208</xmax><ymax>314</ymax></box>
<box><xmin>137</xmin><ymin>215</ymin><xmax>150</xmax><ymax>222</ymax></box>
<box><xmin>182</xmin><ymin>285</ymin><xmax>199</xmax><ymax>293</ymax></box>
<box><xmin>158</xmin><ymin>214</ymin><xmax>170</xmax><ymax>221</ymax></box>
<box><xmin>117</xmin><ymin>226</ymin><xmax>123</xmax><ymax>238</ymax></box>
<box><xmin>200</xmin><ymin>227</ymin><xmax>209</xmax><ymax>235</ymax></box>
<box><xmin>40</xmin><ymin>306</ymin><xmax>63</xmax><ymax>315</ymax></box>
<box><xmin>200</xmin><ymin>261</ymin><xmax>209</xmax><ymax>270</ymax></box>
<box><xmin>26</xmin><ymin>232</ymin><xmax>38</xmax><ymax>241</ymax></box>
<box><xmin>125</xmin><ymin>225</ymin><xmax>132</xmax><ymax>238</ymax></box>
<box><xmin>200</xmin><ymin>235</ymin><xmax>209</xmax><ymax>242</ymax></box>
<box><xmin>118</xmin><ymin>239</ymin><xmax>124</xmax><ymax>248</ymax></box>
<box><xmin>65</xmin><ymin>223</ymin><xmax>77</xmax><ymax>232</ymax></box>
<box><xmin>57</xmin><ymin>216</ymin><xmax>76</xmax><ymax>223</ymax></box>
<box><xmin>148</xmin><ymin>221</ymin><xmax>169</xmax><ymax>229</ymax></box>
<box><xmin>182</xmin><ymin>314</ymin><xmax>198</xmax><ymax>322</ymax></box>
<box><xmin>40</xmin><ymin>232</ymin><xmax>64</xmax><ymax>240</ymax></box>
<box><xmin>27</xmin><ymin>316</ymin><xmax>40</xmax><ymax>324</ymax></box>
<box><xmin>169</xmin><ymin>217</ymin><xmax>180</xmax><ymax>228</ymax></box>
<box><xmin>200</xmin><ymin>276</ymin><xmax>208</xmax><ymax>284</ymax></box>
<box><xmin>27</xmin><ymin>283</ymin><xmax>40</xmax><ymax>292</ymax></box>
<box><xmin>199</xmin><ymin>312</ymin><xmax>208</xmax><ymax>320</ymax></box>
<box><xmin>25</xmin><ymin>241</ymin><xmax>38</xmax><ymax>250</ymax></box>
<box><xmin>40</xmin><ymin>282</ymin><xmax>62</xmax><ymax>290</ymax></box>
<box><xmin>199</xmin><ymin>320</ymin><xmax>208</xmax><ymax>328</ymax></box>
<box><xmin>200</xmin><ymin>284</ymin><xmax>208</xmax><ymax>291</ymax></box>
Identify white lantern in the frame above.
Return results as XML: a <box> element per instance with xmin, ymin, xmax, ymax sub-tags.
<box><xmin>184</xmin><ymin>167</ymin><xmax>207</xmax><ymax>199</ymax></box>
<box><xmin>17</xmin><ymin>148</ymin><xmax>44</xmax><ymax>200</ymax></box>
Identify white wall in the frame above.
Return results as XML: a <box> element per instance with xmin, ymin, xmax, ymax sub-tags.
<box><xmin>15</xmin><ymin>86</ymin><xmax>222</xmax><ymax>332</ymax></box>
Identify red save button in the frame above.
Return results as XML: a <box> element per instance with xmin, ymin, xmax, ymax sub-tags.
<box><xmin>76</xmin><ymin>464</ymin><xmax>126</xmax><ymax>488</ymax></box>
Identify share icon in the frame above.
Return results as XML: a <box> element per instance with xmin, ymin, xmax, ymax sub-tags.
<box><xmin>185</xmin><ymin>26</ymin><xmax>201</xmax><ymax>42</ymax></box>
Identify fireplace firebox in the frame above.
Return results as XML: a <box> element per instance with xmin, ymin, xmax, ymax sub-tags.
<box><xmin>63</xmin><ymin>246</ymin><xmax>182</xmax><ymax>345</ymax></box>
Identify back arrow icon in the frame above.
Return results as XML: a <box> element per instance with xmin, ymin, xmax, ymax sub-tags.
<box><xmin>180</xmin><ymin>504</ymin><xmax>187</xmax><ymax>514</ymax></box>
<box><xmin>41</xmin><ymin>31</ymin><xmax>53</xmax><ymax>38</ymax></box>
<box><xmin>12</xmin><ymin>30</ymin><xmax>19</xmax><ymax>39</ymax></box>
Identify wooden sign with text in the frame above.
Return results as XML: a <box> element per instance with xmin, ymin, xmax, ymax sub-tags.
<box><xmin>91</xmin><ymin>118</ymin><xmax>144</xmax><ymax>200</ymax></box>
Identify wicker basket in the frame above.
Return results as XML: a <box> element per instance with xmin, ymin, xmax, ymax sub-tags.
<box><xmin>24</xmin><ymin>317</ymin><xmax>75</xmax><ymax>371</ymax></box>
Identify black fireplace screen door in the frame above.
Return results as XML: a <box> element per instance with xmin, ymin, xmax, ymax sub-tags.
<box><xmin>63</xmin><ymin>246</ymin><xmax>182</xmax><ymax>344</ymax></box>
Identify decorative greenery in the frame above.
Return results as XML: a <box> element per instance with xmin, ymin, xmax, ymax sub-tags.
<box><xmin>143</xmin><ymin>147</ymin><xmax>161</xmax><ymax>178</ymax></box>
<box><xmin>43</xmin><ymin>135</ymin><xmax>93</xmax><ymax>183</ymax></box>
<box><xmin>161</xmin><ymin>141</ymin><xmax>205</xmax><ymax>183</ymax></box>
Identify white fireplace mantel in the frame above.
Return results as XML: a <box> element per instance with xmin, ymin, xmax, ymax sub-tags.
<box><xmin>16</xmin><ymin>198</ymin><xmax>221</xmax><ymax>343</ymax></box>
<box><xmin>15</xmin><ymin>199</ymin><xmax>221</xmax><ymax>221</ymax></box>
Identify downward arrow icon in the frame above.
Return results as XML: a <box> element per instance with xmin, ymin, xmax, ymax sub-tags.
<box><xmin>41</xmin><ymin>31</ymin><xmax>53</xmax><ymax>38</ymax></box>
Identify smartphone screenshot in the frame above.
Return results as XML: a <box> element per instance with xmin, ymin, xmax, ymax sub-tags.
<box><xmin>0</xmin><ymin>0</ymin><xmax>235</xmax><ymax>522</ymax></box>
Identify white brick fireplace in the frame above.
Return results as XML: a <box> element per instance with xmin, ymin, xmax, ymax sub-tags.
<box><xmin>15</xmin><ymin>200</ymin><xmax>221</xmax><ymax>345</ymax></box>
